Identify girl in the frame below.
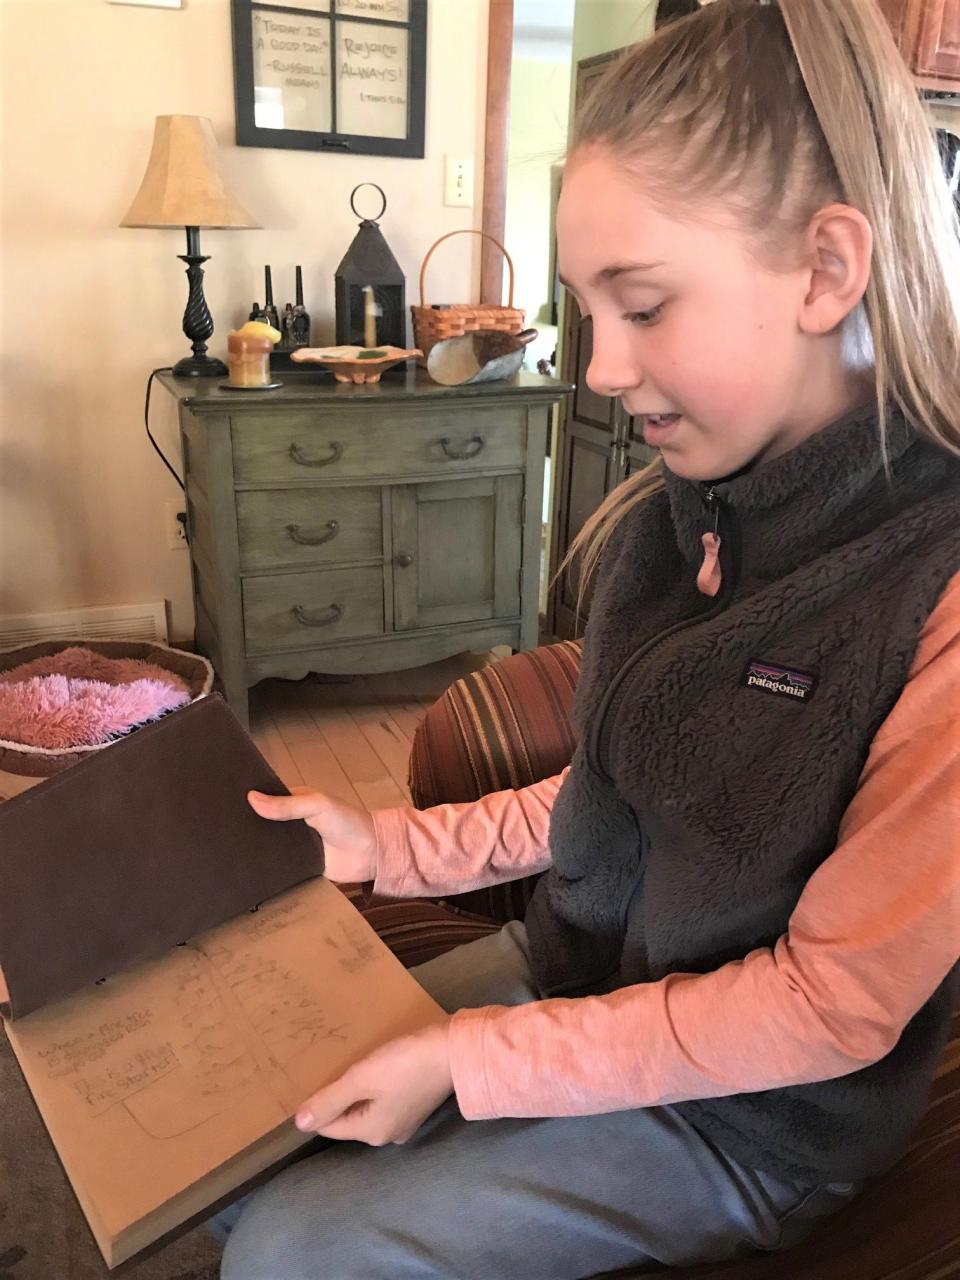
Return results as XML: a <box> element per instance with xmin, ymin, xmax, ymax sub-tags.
<box><xmin>217</xmin><ymin>2</ymin><xmax>960</xmax><ymax>1276</ymax></box>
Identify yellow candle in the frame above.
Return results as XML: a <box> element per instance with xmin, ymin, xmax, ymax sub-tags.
<box><xmin>363</xmin><ymin>285</ymin><xmax>377</xmax><ymax>348</ymax></box>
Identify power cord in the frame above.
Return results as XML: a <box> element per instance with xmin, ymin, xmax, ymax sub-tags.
<box><xmin>144</xmin><ymin>367</ymin><xmax>184</xmax><ymax>490</ymax></box>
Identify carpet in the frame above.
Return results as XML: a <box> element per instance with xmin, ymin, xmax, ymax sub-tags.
<box><xmin>0</xmin><ymin>1030</ymin><xmax>222</xmax><ymax>1280</ymax></box>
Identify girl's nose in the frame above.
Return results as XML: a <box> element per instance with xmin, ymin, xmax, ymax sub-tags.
<box><xmin>584</xmin><ymin>321</ymin><xmax>643</xmax><ymax>399</ymax></box>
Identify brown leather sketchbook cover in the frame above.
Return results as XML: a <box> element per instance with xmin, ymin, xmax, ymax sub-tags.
<box><xmin>0</xmin><ymin>694</ymin><xmax>323</xmax><ymax>1021</ymax></box>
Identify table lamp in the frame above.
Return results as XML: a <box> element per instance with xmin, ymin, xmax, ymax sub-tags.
<box><xmin>121</xmin><ymin>115</ymin><xmax>260</xmax><ymax>377</ymax></box>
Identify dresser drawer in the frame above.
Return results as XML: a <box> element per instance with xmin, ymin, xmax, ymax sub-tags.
<box><xmin>232</xmin><ymin>408</ymin><xmax>524</xmax><ymax>485</ymax></box>
<box><xmin>242</xmin><ymin>567</ymin><xmax>384</xmax><ymax>653</ymax></box>
<box><xmin>236</xmin><ymin>487</ymin><xmax>382</xmax><ymax>572</ymax></box>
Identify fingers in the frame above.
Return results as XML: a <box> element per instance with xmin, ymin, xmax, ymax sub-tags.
<box><xmin>247</xmin><ymin>789</ymin><xmax>328</xmax><ymax>822</ymax></box>
<box><xmin>296</xmin><ymin>1092</ymin><xmax>400</xmax><ymax>1146</ymax></box>
<box><xmin>314</xmin><ymin>1107</ymin><xmax>402</xmax><ymax>1146</ymax></box>
<box><xmin>295</xmin><ymin>1073</ymin><xmax>363</xmax><ymax>1132</ymax></box>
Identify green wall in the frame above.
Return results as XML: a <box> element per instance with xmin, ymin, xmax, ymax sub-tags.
<box><xmin>504</xmin><ymin>55</ymin><xmax>573</xmax><ymax>371</ymax></box>
<box><xmin>570</xmin><ymin>0</ymin><xmax>655</xmax><ymax>68</ymax></box>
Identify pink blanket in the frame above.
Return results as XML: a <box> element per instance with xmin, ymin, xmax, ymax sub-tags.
<box><xmin>0</xmin><ymin>647</ymin><xmax>192</xmax><ymax>751</ymax></box>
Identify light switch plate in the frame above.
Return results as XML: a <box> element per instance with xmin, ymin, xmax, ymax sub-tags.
<box><xmin>444</xmin><ymin>156</ymin><xmax>474</xmax><ymax>208</ymax></box>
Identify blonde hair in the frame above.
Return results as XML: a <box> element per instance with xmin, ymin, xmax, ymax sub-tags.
<box><xmin>561</xmin><ymin>0</ymin><xmax>960</xmax><ymax>598</ymax></box>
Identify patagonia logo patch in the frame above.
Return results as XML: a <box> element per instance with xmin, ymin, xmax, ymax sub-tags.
<box><xmin>741</xmin><ymin>659</ymin><xmax>818</xmax><ymax>703</ymax></box>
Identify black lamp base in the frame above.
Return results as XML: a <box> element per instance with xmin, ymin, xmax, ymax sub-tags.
<box><xmin>174</xmin><ymin>227</ymin><xmax>229</xmax><ymax>380</ymax></box>
<box><xmin>173</xmin><ymin>353</ymin><xmax>228</xmax><ymax>378</ymax></box>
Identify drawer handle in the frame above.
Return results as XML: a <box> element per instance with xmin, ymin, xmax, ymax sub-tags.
<box><xmin>440</xmin><ymin>435</ymin><xmax>485</xmax><ymax>460</ymax></box>
<box><xmin>286</xmin><ymin>519</ymin><xmax>340</xmax><ymax>546</ymax></box>
<box><xmin>395</xmin><ymin>551</ymin><xmax>414</xmax><ymax>568</ymax></box>
<box><xmin>292</xmin><ymin>603</ymin><xmax>343</xmax><ymax>628</ymax></box>
<box><xmin>289</xmin><ymin>441</ymin><xmax>344</xmax><ymax>468</ymax></box>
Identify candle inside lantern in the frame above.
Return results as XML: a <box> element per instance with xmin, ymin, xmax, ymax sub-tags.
<box><xmin>362</xmin><ymin>284</ymin><xmax>379</xmax><ymax>348</ymax></box>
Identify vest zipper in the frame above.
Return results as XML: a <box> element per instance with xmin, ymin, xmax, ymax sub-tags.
<box><xmin>585</xmin><ymin>487</ymin><xmax>741</xmax><ymax>780</ymax></box>
<box><xmin>600</xmin><ymin>487</ymin><xmax>740</xmax><ymax>979</ymax></box>
<box><xmin>703</xmin><ymin>485</ymin><xmax>720</xmax><ymax>529</ymax></box>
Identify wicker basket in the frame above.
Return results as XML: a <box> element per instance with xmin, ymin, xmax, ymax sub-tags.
<box><xmin>411</xmin><ymin>230</ymin><xmax>525</xmax><ymax>364</ymax></box>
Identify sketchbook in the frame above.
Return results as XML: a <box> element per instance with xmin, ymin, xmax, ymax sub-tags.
<box><xmin>0</xmin><ymin>696</ymin><xmax>444</xmax><ymax>1268</ymax></box>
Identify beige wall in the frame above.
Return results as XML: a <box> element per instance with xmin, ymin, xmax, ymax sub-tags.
<box><xmin>929</xmin><ymin>101</ymin><xmax>960</xmax><ymax>132</ymax></box>
<box><xmin>0</xmin><ymin>0</ymin><xmax>489</xmax><ymax>641</ymax></box>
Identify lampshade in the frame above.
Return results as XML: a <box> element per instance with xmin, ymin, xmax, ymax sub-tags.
<box><xmin>120</xmin><ymin>115</ymin><xmax>260</xmax><ymax>230</ymax></box>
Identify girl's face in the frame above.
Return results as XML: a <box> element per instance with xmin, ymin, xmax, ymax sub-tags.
<box><xmin>557</xmin><ymin>147</ymin><xmax>864</xmax><ymax>481</ymax></box>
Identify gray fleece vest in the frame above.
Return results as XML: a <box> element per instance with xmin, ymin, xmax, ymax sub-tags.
<box><xmin>525</xmin><ymin>405</ymin><xmax>960</xmax><ymax>1184</ymax></box>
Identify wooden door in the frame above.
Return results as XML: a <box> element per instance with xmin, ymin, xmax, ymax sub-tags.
<box><xmin>392</xmin><ymin>476</ymin><xmax>523</xmax><ymax>632</ymax></box>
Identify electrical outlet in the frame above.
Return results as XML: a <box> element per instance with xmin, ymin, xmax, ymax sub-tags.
<box><xmin>444</xmin><ymin>155</ymin><xmax>474</xmax><ymax>208</ymax></box>
<box><xmin>165</xmin><ymin>503</ymin><xmax>188</xmax><ymax>550</ymax></box>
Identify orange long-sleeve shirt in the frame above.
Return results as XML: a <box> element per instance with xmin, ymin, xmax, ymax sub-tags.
<box><xmin>372</xmin><ymin>571</ymin><xmax>960</xmax><ymax>1121</ymax></box>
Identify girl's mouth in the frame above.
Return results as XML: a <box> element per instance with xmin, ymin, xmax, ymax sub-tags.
<box><xmin>641</xmin><ymin>413</ymin><xmax>682</xmax><ymax>443</ymax></box>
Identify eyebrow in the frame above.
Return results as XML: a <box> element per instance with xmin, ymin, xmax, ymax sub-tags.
<box><xmin>558</xmin><ymin>260</ymin><xmax>666</xmax><ymax>290</ymax></box>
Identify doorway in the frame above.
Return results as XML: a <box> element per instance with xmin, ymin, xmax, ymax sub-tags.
<box><xmin>502</xmin><ymin>0</ymin><xmax>574</xmax><ymax>615</ymax></box>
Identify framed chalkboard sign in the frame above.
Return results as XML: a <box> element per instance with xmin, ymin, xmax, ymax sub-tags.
<box><xmin>231</xmin><ymin>0</ymin><xmax>427</xmax><ymax>158</ymax></box>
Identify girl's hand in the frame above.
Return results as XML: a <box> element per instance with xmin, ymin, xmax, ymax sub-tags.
<box><xmin>294</xmin><ymin>1020</ymin><xmax>455</xmax><ymax>1146</ymax></box>
<box><xmin>248</xmin><ymin>787</ymin><xmax>378</xmax><ymax>884</ymax></box>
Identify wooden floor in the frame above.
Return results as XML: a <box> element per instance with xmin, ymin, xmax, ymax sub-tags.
<box><xmin>248</xmin><ymin>647</ymin><xmax>510</xmax><ymax>810</ymax></box>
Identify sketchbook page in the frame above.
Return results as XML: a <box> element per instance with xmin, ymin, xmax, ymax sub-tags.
<box><xmin>5</xmin><ymin>877</ymin><xmax>445</xmax><ymax>1268</ymax></box>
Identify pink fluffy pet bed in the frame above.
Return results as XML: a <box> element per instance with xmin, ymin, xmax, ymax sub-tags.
<box><xmin>0</xmin><ymin>640</ymin><xmax>214</xmax><ymax>776</ymax></box>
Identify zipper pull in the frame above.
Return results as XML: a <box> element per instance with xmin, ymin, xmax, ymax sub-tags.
<box><xmin>697</xmin><ymin>487</ymin><xmax>723</xmax><ymax>598</ymax></box>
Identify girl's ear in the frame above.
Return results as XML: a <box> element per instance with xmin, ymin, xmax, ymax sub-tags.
<box><xmin>797</xmin><ymin>203</ymin><xmax>873</xmax><ymax>336</ymax></box>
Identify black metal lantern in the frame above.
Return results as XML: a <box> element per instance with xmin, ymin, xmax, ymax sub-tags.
<box><xmin>335</xmin><ymin>184</ymin><xmax>406</xmax><ymax>349</ymax></box>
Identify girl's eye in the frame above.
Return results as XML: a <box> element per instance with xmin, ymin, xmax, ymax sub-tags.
<box><xmin>627</xmin><ymin>305</ymin><xmax>665</xmax><ymax>327</ymax></box>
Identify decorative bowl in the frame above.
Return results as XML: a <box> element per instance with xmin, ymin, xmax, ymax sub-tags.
<box><xmin>427</xmin><ymin>328</ymin><xmax>538</xmax><ymax>386</ymax></box>
<box><xmin>289</xmin><ymin>345</ymin><xmax>422</xmax><ymax>384</ymax></box>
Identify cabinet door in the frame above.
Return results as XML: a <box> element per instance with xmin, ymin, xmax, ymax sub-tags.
<box><xmin>879</xmin><ymin>0</ymin><xmax>960</xmax><ymax>85</ymax></box>
<box><xmin>878</xmin><ymin>0</ymin><xmax>911</xmax><ymax>45</ymax></box>
<box><xmin>622</xmin><ymin>411</ymin><xmax>660</xmax><ymax>476</ymax></box>
<box><xmin>547</xmin><ymin>47</ymin><xmax>630</xmax><ymax>641</ymax></box>
<box><xmin>549</xmin><ymin>312</ymin><xmax>621</xmax><ymax>640</ymax></box>
<box><xmin>551</xmin><ymin>431</ymin><xmax>615</xmax><ymax>638</ymax></box>
<box><xmin>914</xmin><ymin>0</ymin><xmax>960</xmax><ymax>80</ymax></box>
<box><xmin>392</xmin><ymin>476</ymin><xmax>523</xmax><ymax>631</ymax></box>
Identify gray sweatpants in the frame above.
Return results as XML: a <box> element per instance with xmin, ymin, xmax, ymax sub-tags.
<box><xmin>215</xmin><ymin>921</ymin><xmax>860</xmax><ymax>1280</ymax></box>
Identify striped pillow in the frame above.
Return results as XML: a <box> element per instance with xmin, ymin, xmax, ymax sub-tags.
<box><xmin>408</xmin><ymin>641</ymin><xmax>582</xmax><ymax>923</ymax></box>
<box><xmin>340</xmin><ymin>883</ymin><xmax>500</xmax><ymax>966</ymax></box>
<box><xmin>409</xmin><ymin>641</ymin><xmax>581</xmax><ymax>807</ymax></box>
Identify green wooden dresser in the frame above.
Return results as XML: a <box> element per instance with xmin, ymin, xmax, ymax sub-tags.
<box><xmin>159</xmin><ymin>369</ymin><xmax>571</xmax><ymax>727</ymax></box>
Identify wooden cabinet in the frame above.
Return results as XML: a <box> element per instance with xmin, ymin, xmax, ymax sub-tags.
<box><xmin>547</xmin><ymin>51</ymin><xmax>657</xmax><ymax>642</ymax></box>
<box><xmin>160</xmin><ymin>369</ymin><xmax>569</xmax><ymax>726</ymax></box>
<box><xmin>880</xmin><ymin>0</ymin><xmax>960</xmax><ymax>89</ymax></box>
